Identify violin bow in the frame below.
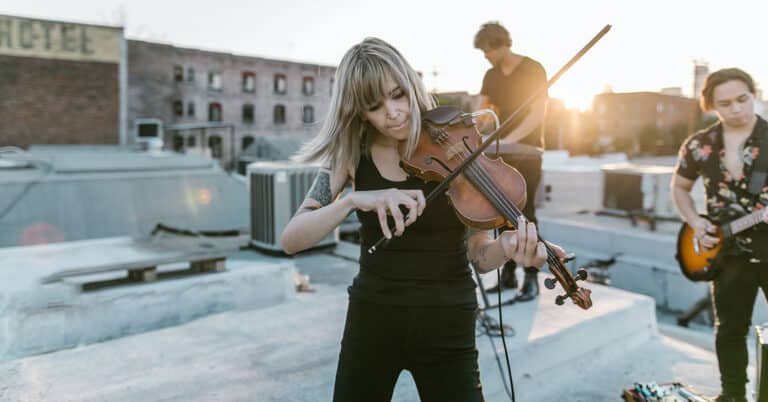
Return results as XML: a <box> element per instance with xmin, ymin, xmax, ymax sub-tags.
<box><xmin>369</xmin><ymin>24</ymin><xmax>612</xmax><ymax>254</ymax></box>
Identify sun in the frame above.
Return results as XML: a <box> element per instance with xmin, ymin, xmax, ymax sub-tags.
<box><xmin>550</xmin><ymin>84</ymin><xmax>599</xmax><ymax>111</ymax></box>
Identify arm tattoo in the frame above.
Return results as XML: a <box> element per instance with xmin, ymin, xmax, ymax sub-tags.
<box><xmin>468</xmin><ymin>236</ymin><xmax>491</xmax><ymax>268</ymax></box>
<box><xmin>307</xmin><ymin>169</ymin><xmax>333</xmax><ymax>206</ymax></box>
<box><xmin>473</xmin><ymin>244</ymin><xmax>490</xmax><ymax>267</ymax></box>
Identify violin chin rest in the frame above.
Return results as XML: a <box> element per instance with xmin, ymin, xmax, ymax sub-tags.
<box><xmin>422</xmin><ymin>106</ymin><xmax>462</xmax><ymax>126</ymax></box>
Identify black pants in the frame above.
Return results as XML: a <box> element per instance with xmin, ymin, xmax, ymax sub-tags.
<box><xmin>498</xmin><ymin>156</ymin><xmax>542</xmax><ymax>278</ymax></box>
<box><xmin>333</xmin><ymin>299</ymin><xmax>484</xmax><ymax>402</ymax></box>
<box><xmin>711</xmin><ymin>254</ymin><xmax>768</xmax><ymax>398</ymax></box>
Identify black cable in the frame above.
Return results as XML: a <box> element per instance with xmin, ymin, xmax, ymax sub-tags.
<box><xmin>472</xmin><ymin>249</ymin><xmax>515</xmax><ymax>401</ymax></box>
<box><xmin>150</xmin><ymin>222</ymin><xmax>244</xmax><ymax>237</ymax></box>
<box><xmin>497</xmin><ymin>267</ymin><xmax>516</xmax><ymax>402</ymax></box>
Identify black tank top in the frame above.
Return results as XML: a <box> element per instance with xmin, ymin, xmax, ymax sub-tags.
<box><xmin>348</xmin><ymin>153</ymin><xmax>477</xmax><ymax>306</ymax></box>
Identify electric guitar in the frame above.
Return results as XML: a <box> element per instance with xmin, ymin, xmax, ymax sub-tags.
<box><xmin>676</xmin><ymin>206</ymin><xmax>766</xmax><ymax>281</ymax></box>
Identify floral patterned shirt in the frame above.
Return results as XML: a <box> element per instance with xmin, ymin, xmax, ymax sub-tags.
<box><xmin>675</xmin><ymin>116</ymin><xmax>768</xmax><ymax>259</ymax></box>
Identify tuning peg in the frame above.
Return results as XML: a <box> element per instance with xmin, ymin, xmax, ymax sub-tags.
<box><xmin>575</xmin><ymin>268</ymin><xmax>588</xmax><ymax>281</ymax></box>
<box><xmin>555</xmin><ymin>294</ymin><xmax>567</xmax><ymax>305</ymax></box>
<box><xmin>544</xmin><ymin>277</ymin><xmax>558</xmax><ymax>290</ymax></box>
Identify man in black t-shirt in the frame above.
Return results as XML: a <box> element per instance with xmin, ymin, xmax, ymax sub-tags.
<box><xmin>474</xmin><ymin>21</ymin><xmax>548</xmax><ymax>301</ymax></box>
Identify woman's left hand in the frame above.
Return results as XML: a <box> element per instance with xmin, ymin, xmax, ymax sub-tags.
<box><xmin>500</xmin><ymin>217</ymin><xmax>548</xmax><ymax>268</ymax></box>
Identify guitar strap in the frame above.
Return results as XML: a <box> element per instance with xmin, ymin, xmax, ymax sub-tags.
<box><xmin>748</xmin><ymin>117</ymin><xmax>768</xmax><ymax>196</ymax></box>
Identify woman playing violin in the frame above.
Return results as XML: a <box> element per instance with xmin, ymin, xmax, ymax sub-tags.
<box><xmin>281</xmin><ymin>37</ymin><xmax>591</xmax><ymax>402</ymax></box>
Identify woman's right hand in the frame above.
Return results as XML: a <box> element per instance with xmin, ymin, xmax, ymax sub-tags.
<box><xmin>349</xmin><ymin>189</ymin><xmax>425</xmax><ymax>239</ymax></box>
<box><xmin>691</xmin><ymin>216</ymin><xmax>719</xmax><ymax>249</ymax></box>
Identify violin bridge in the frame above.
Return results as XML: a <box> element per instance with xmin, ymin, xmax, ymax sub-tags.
<box><xmin>445</xmin><ymin>142</ymin><xmax>465</xmax><ymax>161</ymax></box>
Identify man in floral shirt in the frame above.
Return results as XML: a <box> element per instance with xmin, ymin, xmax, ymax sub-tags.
<box><xmin>672</xmin><ymin>68</ymin><xmax>768</xmax><ymax>402</ymax></box>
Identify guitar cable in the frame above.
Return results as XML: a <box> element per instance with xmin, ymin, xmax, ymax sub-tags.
<box><xmin>496</xmin><ymin>267</ymin><xmax>516</xmax><ymax>402</ymax></box>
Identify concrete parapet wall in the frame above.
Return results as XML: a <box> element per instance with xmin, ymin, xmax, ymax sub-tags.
<box><xmin>0</xmin><ymin>258</ymin><xmax>295</xmax><ymax>362</ymax></box>
<box><xmin>539</xmin><ymin>216</ymin><xmax>768</xmax><ymax>324</ymax></box>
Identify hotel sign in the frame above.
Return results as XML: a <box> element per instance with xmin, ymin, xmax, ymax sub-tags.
<box><xmin>0</xmin><ymin>15</ymin><xmax>122</xmax><ymax>63</ymax></box>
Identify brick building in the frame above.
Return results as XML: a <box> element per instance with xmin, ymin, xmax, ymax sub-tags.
<box><xmin>127</xmin><ymin>40</ymin><xmax>336</xmax><ymax>168</ymax></box>
<box><xmin>592</xmin><ymin>91</ymin><xmax>701</xmax><ymax>154</ymax></box>
<box><xmin>0</xmin><ymin>14</ymin><xmax>125</xmax><ymax>148</ymax></box>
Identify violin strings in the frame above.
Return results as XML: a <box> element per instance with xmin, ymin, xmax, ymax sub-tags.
<box><xmin>438</xmin><ymin>137</ymin><xmax>568</xmax><ymax>274</ymax></box>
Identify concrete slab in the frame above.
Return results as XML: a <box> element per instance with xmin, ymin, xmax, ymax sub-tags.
<box><xmin>0</xmin><ymin>267</ymin><xmax>661</xmax><ymax>402</ymax></box>
<box><xmin>0</xmin><ymin>246</ymin><xmax>297</xmax><ymax>362</ymax></box>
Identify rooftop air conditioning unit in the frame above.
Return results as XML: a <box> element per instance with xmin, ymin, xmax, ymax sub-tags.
<box><xmin>248</xmin><ymin>161</ymin><xmax>338</xmax><ymax>253</ymax></box>
<box><xmin>601</xmin><ymin>163</ymin><xmax>677</xmax><ymax>219</ymax></box>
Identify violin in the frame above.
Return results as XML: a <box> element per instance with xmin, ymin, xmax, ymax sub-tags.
<box><xmin>404</xmin><ymin>105</ymin><xmax>591</xmax><ymax>308</ymax></box>
<box><xmin>366</xmin><ymin>24</ymin><xmax>612</xmax><ymax>308</ymax></box>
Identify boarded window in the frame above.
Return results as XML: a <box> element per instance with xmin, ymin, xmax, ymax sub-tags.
<box><xmin>274</xmin><ymin>104</ymin><xmax>286</xmax><ymax>124</ymax></box>
<box><xmin>208</xmin><ymin>135</ymin><xmax>223</xmax><ymax>159</ymax></box>
<box><xmin>209</xmin><ymin>102</ymin><xmax>222</xmax><ymax>122</ymax></box>
<box><xmin>174</xmin><ymin>65</ymin><xmax>183</xmax><ymax>82</ymax></box>
<box><xmin>173</xmin><ymin>100</ymin><xmax>184</xmax><ymax>117</ymax></box>
<box><xmin>242</xmin><ymin>104</ymin><xmax>255</xmax><ymax>123</ymax></box>
<box><xmin>302</xmin><ymin>105</ymin><xmax>314</xmax><ymax>123</ymax></box>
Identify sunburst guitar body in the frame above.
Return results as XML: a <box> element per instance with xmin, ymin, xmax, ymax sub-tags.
<box><xmin>676</xmin><ymin>208</ymin><xmax>765</xmax><ymax>281</ymax></box>
<box><xmin>676</xmin><ymin>216</ymin><xmax>725</xmax><ymax>281</ymax></box>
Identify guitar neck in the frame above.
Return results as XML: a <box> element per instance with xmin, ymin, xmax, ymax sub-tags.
<box><xmin>729</xmin><ymin>209</ymin><xmax>766</xmax><ymax>236</ymax></box>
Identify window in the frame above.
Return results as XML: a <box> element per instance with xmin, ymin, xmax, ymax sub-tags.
<box><xmin>187</xmin><ymin>136</ymin><xmax>196</xmax><ymax>147</ymax></box>
<box><xmin>274</xmin><ymin>104</ymin><xmax>286</xmax><ymax>124</ymax></box>
<box><xmin>208</xmin><ymin>135</ymin><xmax>223</xmax><ymax>159</ymax></box>
<box><xmin>208</xmin><ymin>72</ymin><xmax>222</xmax><ymax>91</ymax></box>
<box><xmin>209</xmin><ymin>102</ymin><xmax>222</xmax><ymax>122</ymax></box>
<box><xmin>186</xmin><ymin>67</ymin><xmax>195</xmax><ymax>83</ymax></box>
<box><xmin>242</xmin><ymin>104</ymin><xmax>254</xmax><ymax>123</ymax></box>
<box><xmin>242</xmin><ymin>136</ymin><xmax>255</xmax><ymax>151</ymax></box>
<box><xmin>302</xmin><ymin>105</ymin><xmax>314</xmax><ymax>124</ymax></box>
<box><xmin>242</xmin><ymin>72</ymin><xmax>256</xmax><ymax>93</ymax></box>
<box><xmin>173</xmin><ymin>100</ymin><xmax>184</xmax><ymax>117</ymax></box>
<box><xmin>172</xmin><ymin>134</ymin><xmax>184</xmax><ymax>152</ymax></box>
<box><xmin>187</xmin><ymin>102</ymin><xmax>195</xmax><ymax>117</ymax></box>
<box><xmin>274</xmin><ymin>74</ymin><xmax>286</xmax><ymax>94</ymax></box>
<box><xmin>656</xmin><ymin>103</ymin><xmax>664</xmax><ymax>113</ymax></box>
<box><xmin>302</xmin><ymin>77</ymin><xmax>315</xmax><ymax>95</ymax></box>
<box><xmin>174</xmin><ymin>65</ymin><xmax>183</xmax><ymax>82</ymax></box>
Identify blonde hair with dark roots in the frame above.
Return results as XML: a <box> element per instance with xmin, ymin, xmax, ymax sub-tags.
<box><xmin>293</xmin><ymin>37</ymin><xmax>435</xmax><ymax>171</ymax></box>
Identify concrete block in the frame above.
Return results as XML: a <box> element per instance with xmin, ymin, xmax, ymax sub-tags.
<box><xmin>609</xmin><ymin>259</ymin><xmax>668</xmax><ymax>308</ymax></box>
<box><xmin>664</xmin><ymin>271</ymin><xmax>710</xmax><ymax>312</ymax></box>
<box><xmin>0</xmin><ymin>256</ymin><xmax>296</xmax><ymax>362</ymax></box>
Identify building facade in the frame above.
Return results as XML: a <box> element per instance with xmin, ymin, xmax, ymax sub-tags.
<box><xmin>0</xmin><ymin>14</ymin><xmax>125</xmax><ymax>148</ymax></box>
<box><xmin>592</xmin><ymin>91</ymin><xmax>701</xmax><ymax>155</ymax></box>
<box><xmin>127</xmin><ymin>40</ymin><xmax>336</xmax><ymax>168</ymax></box>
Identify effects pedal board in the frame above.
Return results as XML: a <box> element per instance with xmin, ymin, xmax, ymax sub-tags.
<box><xmin>622</xmin><ymin>382</ymin><xmax>710</xmax><ymax>402</ymax></box>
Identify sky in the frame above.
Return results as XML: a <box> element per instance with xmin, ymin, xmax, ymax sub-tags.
<box><xmin>3</xmin><ymin>0</ymin><xmax>767</xmax><ymax>110</ymax></box>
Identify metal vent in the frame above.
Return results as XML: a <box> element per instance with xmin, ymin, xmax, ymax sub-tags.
<box><xmin>251</xmin><ymin>172</ymin><xmax>275</xmax><ymax>244</ymax></box>
<box><xmin>248</xmin><ymin>161</ymin><xmax>338</xmax><ymax>252</ymax></box>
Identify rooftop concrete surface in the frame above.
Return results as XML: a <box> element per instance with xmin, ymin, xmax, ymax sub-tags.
<box><xmin>0</xmin><ymin>244</ymin><xmax>753</xmax><ymax>401</ymax></box>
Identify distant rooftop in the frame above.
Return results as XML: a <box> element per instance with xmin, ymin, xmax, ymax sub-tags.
<box><xmin>0</xmin><ymin>145</ymin><xmax>248</xmax><ymax>248</ymax></box>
